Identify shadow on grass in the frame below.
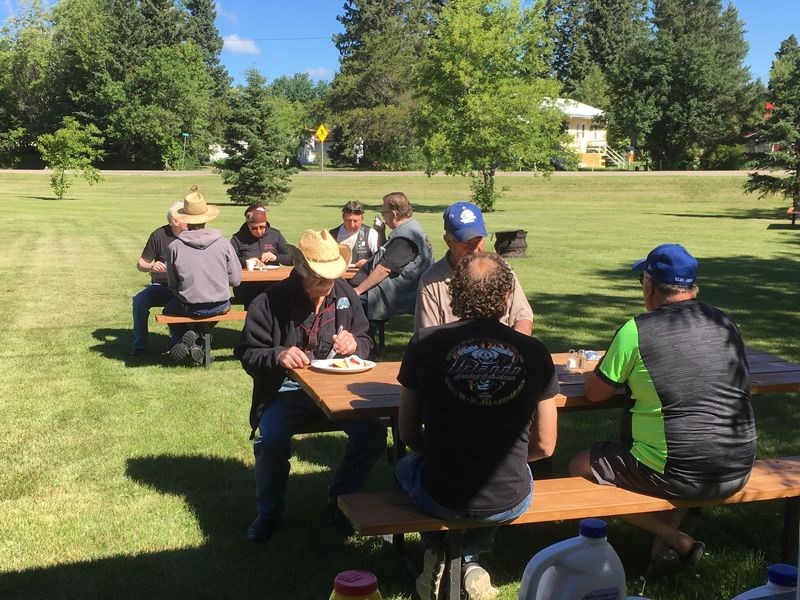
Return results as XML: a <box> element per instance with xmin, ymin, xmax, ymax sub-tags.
<box><xmin>660</xmin><ymin>207</ymin><xmax>783</xmax><ymax>221</ymax></box>
<box><xmin>90</xmin><ymin>327</ymin><xmax>243</xmax><ymax>368</ymax></box>
<box><xmin>0</xmin><ymin>438</ymin><xmax>408</xmax><ymax>599</ymax></box>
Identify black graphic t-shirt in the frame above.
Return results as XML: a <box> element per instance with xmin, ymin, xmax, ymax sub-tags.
<box><xmin>398</xmin><ymin>319</ymin><xmax>558</xmax><ymax>514</ymax></box>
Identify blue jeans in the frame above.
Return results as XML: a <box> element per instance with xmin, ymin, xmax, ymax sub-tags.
<box><xmin>132</xmin><ymin>283</ymin><xmax>174</xmax><ymax>350</ymax></box>
<box><xmin>394</xmin><ymin>453</ymin><xmax>532</xmax><ymax>562</ymax></box>
<box><xmin>253</xmin><ymin>388</ymin><xmax>386</xmax><ymax>521</ymax></box>
<box><xmin>163</xmin><ymin>298</ymin><xmax>231</xmax><ymax>345</ymax></box>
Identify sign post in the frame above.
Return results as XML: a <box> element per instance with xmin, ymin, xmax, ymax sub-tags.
<box><xmin>181</xmin><ymin>132</ymin><xmax>189</xmax><ymax>170</ymax></box>
<box><xmin>315</xmin><ymin>124</ymin><xmax>329</xmax><ymax>172</ymax></box>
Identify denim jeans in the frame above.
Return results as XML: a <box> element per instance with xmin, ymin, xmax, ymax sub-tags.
<box><xmin>394</xmin><ymin>453</ymin><xmax>532</xmax><ymax>562</ymax></box>
<box><xmin>253</xmin><ymin>388</ymin><xmax>386</xmax><ymax>521</ymax></box>
<box><xmin>131</xmin><ymin>283</ymin><xmax>174</xmax><ymax>350</ymax></box>
<box><xmin>163</xmin><ymin>298</ymin><xmax>231</xmax><ymax>345</ymax></box>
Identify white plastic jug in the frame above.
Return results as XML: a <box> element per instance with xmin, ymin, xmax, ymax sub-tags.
<box><xmin>730</xmin><ymin>563</ymin><xmax>797</xmax><ymax>599</ymax></box>
<box><xmin>519</xmin><ymin>518</ymin><xmax>626</xmax><ymax>600</ymax></box>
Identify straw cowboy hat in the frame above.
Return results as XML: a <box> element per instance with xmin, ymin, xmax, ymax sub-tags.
<box><xmin>289</xmin><ymin>229</ymin><xmax>351</xmax><ymax>280</ymax></box>
<box><xmin>174</xmin><ymin>187</ymin><xmax>219</xmax><ymax>224</ymax></box>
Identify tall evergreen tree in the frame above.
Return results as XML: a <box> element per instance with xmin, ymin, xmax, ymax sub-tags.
<box><xmin>744</xmin><ymin>35</ymin><xmax>800</xmax><ymax>211</ymax></box>
<box><xmin>328</xmin><ymin>0</ymin><xmax>433</xmax><ymax>168</ymax></box>
<box><xmin>543</xmin><ymin>0</ymin><xmax>592</xmax><ymax>97</ymax></box>
<box><xmin>606</xmin><ymin>0</ymin><xmax>755</xmax><ymax>168</ymax></box>
<box><xmin>220</xmin><ymin>69</ymin><xmax>297</xmax><ymax>205</ymax></box>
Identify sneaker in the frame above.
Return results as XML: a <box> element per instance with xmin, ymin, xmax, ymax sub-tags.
<box><xmin>416</xmin><ymin>544</ymin><xmax>445</xmax><ymax>600</ymax></box>
<box><xmin>462</xmin><ymin>562</ymin><xmax>500</xmax><ymax>600</ymax></box>
<box><xmin>167</xmin><ymin>330</ymin><xmax>199</xmax><ymax>362</ymax></box>
<box><xmin>189</xmin><ymin>343</ymin><xmax>205</xmax><ymax>365</ymax></box>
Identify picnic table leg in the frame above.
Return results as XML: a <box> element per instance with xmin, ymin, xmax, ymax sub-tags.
<box><xmin>203</xmin><ymin>329</ymin><xmax>212</xmax><ymax>367</ymax></box>
<box><xmin>781</xmin><ymin>496</ymin><xmax>800</xmax><ymax>564</ymax></box>
<box><xmin>444</xmin><ymin>530</ymin><xmax>463</xmax><ymax>600</ymax></box>
<box><xmin>390</xmin><ymin>418</ymin><xmax>407</xmax><ymax>551</ymax></box>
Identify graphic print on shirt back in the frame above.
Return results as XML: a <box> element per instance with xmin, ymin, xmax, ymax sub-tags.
<box><xmin>445</xmin><ymin>338</ymin><xmax>525</xmax><ymax>407</ymax></box>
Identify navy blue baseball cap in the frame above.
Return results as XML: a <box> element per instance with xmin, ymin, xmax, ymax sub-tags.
<box><xmin>443</xmin><ymin>202</ymin><xmax>488</xmax><ymax>242</ymax></box>
<box><xmin>632</xmin><ymin>243</ymin><xmax>697</xmax><ymax>285</ymax></box>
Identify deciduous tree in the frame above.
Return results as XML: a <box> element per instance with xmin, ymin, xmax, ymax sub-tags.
<box><xmin>415</xmin><ymin>0</ymin><xmax>567</xmax><ymax>211</ymax></box>
<box><xmin>37</xmin><ymin>116</ymin><xmax>104</xmax><ymax>199</ymax></box>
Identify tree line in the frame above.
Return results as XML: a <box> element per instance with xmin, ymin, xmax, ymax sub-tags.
<box><xmin>1</xmin><ymin>0</ymin><xmax>798</xmax><ymax>209</ymax></box>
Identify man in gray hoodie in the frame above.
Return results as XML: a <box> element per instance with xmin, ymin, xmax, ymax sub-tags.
<box><xmin>164</xmin><ymin>187</ymin><xmax>241</xmax><ymax>363</ymax></box>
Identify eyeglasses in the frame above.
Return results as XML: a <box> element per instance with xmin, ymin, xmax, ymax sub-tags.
<box><xmin>248</xmin><ymin>224</ymin><xmax>267</xmax><ymax>230</ymax></box>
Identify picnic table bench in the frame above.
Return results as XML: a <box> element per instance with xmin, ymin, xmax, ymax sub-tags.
<box><xmin>154</xmin><ymin>311</ymin><xmax>247</xmax><ymax>367</ymax></box>
<box><xmin>339</xmin><ymin>456</ymin><xmax>800</xmax><ymax>600</ymax></box>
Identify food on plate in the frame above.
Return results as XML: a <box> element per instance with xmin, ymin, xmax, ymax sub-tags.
<box><xmin>330</xmin><ymin>355</ymin><xmax>367</xmax><ymax>369</ymax></box>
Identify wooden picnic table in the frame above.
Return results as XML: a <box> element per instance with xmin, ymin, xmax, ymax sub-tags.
<box><xmin>240</xmin><ymin>266</ymin><xmax>357</xmax><ymax>283</ymax></box>
<box><xmin>289</xmin><ymin>349</ymin><xmax>800</xmax><ymax>422</ymax></box>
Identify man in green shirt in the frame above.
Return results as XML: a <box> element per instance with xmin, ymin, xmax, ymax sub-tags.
<box><xmin>569</xmin><ymin>244</ymin><xmax>755</xmax><ymax>577</ymax></box>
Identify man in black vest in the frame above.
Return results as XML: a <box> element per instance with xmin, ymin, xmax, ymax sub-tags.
<box><xmin>329</xmin><ymin>200</ymin><xmax>379</xmax><ymax>268</ymax></box>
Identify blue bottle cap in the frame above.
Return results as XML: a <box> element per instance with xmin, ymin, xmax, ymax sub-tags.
<box><xmin>579</xmin><ymin>518</ymin><xmax>608</xmax><ymax>538</ymax></box>
<box><xmin>767</xmin><ymin>563</ymin><xmax>797</xmax><ymax>587</ymax></box>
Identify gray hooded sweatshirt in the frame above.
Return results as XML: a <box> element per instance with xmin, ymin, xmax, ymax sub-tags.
<box><xmin>167</xmin><ymin>228</ymin><xmax>242</xmax><ymax>305</ymax></box>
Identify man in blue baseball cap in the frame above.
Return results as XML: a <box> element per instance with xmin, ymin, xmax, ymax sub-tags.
<box><xmin>414</xmin><ymin>201</ymin><xmax>533</xmax><ymax>334</ymax></box>
<box><xmin>569</xmin><ymin>243</ymin><xmax>756</xmax><ymax>578</ymax></box>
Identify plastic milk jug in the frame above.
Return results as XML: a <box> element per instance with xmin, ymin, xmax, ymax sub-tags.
<box><xmin>518</xmin><ymin>518</ymin><xmax>626</xmax><ymax>600</ymax></box>
<box><xmin>329</xmin><ymin>570</ymin><xmax>383</xmax><ymax>600</ymax></box>
<box><xmin>730</xmin><ymin>564</ymin><xmax>797</xmax><ymax>600</ymax></box>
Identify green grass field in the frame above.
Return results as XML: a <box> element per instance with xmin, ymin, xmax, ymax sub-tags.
<box><xmin>1</xmin><ymin>170</ymin><xmax>798</xmax><ymax>599</ymax></box>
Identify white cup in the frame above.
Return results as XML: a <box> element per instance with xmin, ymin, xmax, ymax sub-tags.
<box><xmin>246</xmin><ymin>258</ymin><xmax>256</xmax><ymax>271</ymax></box>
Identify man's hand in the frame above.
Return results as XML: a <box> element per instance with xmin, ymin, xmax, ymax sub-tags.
<box><xmin>277</xmin><ymin>346</ymin><xmax>310</xmax><ymax>369</ymax></box>
<box><xmin>261</xmin><ymin>251</ymin><xmax>277</xmax><ymax>263</ymax></box>
<box><xmin>353</xmin><ymin>258</ymin><xmax>367</xmax><ymax>269</ymax></box>
<box><xmin>150</xmin><ymin>261</ymin><xmax>167</xmax><ymax>273</ymax></box>
<box><xmin>332</xmin><ymin>329</ymin><xmax>358</xmax><ymax>356</ymax></box>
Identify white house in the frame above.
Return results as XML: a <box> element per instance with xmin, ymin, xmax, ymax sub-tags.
<box><xmin>553</xmin><ymin>98</ymin><xmax>607</xmax><ymax>154</ymax></box>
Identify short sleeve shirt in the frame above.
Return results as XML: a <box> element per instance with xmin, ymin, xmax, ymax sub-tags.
<box><xmin>398</xmin><ymin>319</ymin><xmax>558</xmax><ymax>514</ymax></box>
<box><xmin>141</xmin><ymin>225</ymin><xmax>177</xmax><ymax>283</ymax></box>
<box><xmin>596</xmin><ymin>300</ymin><xmax>756</xmax><ymax>483</ymax></box>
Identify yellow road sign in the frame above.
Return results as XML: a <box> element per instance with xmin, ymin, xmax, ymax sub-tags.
<box><xmin>315</xmin><ymin>124</ymin><xmax>329</xmax><ymax>143</ymax></box>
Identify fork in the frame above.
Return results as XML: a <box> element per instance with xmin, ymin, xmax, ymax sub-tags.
<box><xmin>325</xmin><ymin>325</ymin><xmax>344</xmax><ymax>360</ymax></box>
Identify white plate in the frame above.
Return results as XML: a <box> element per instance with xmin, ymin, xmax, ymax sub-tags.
<box><xmin>310</xmin><ymin>358</ymin><xmax>377</xmax><ymax>374</ymax></box>
<box><xmin>255</xmin><ymin>265</ymin><xmax>282</xmax><ymax>271</ymax></box>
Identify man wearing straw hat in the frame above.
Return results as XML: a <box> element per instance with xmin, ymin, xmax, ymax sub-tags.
<box><xmin>163</xmin><ymin>186</ymin><xmax>241</xmax><ymax>363</ymax></box>
<box><xmin>236</xmin><ymin>229</ymin><xmax>386</xmax><ymax>543</ymax></box>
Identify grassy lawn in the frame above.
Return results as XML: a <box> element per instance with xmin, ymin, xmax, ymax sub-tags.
<box><xmin>1</xmin><ymin>170</ymin><xmax>798</xmax><ymax>599</ymax></box>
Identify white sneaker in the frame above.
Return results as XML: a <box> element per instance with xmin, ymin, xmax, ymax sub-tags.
<box><xmin>462</xmin><ymin>562</ymin><xmax>500</xmax><ymax>600</ymax></box>
<box><xmin>416</xmin><ymin>545</ymin><xmax>445</xmax><ymax>600</ymax></box>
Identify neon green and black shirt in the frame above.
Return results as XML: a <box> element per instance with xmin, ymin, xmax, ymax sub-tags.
<box><xmin>596</xmin><ymin>300</ymin><xmax>755</xmax><ymax>482</ymax></box>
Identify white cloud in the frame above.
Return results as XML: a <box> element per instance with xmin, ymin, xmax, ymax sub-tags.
<box><xmin>305</xmin><ymin>67</ymin><xmax>333</xmax><ymax>80</ymax></box>
<box><xmin>223</xmin><ymin>34</ymin><xmax>260</xmax><ymax>55</ymax></box>
<box><xmin>215</xmin><ymin>2</ymin><xmax>239</xmax><ymax>26</ymax></box>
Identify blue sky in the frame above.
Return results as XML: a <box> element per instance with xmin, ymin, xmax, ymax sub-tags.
<box><xmin>2</xmin><ymin>1</ymin><xmax>798</xmax><ymax>85</ymax></box>
<box><xmin>214</xmin><ymin>0</ymin><xmax>799</xmax><ymax>85</ymax></box>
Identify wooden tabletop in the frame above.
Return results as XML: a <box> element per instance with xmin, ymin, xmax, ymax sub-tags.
<box><xmin>240</xmin><ymin>266</ymin><xmax>358</xmax><ymax>282</ymax></box>
<box><xmin>289</xmin><ymin>349</ymin><xmax>800</xmax><ymax>421</ymax></box>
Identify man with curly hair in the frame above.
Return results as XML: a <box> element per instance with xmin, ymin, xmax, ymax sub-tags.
<box><xmin>395</xmin><ymin>253</ymin><xmax>559</xmax><ymax>600</ymax></box>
